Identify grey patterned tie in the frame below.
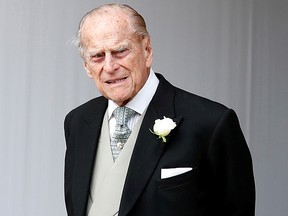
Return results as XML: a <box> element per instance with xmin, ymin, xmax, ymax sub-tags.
<box><xmin>111</xmin><ymin>106</ymin><xmax>136</xmax><ymax>161</ymax></box>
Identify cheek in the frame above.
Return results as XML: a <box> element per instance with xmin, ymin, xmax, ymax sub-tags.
<box><xmin>94</xmin><ymin>77</ymin><xmax>102</xmax><ymax>88</ymax></box>
<box><xmin>87</xmin><ymin>65</ymin><xmax>102</xmax><ymax>80</ymax></box>
<box><xmin>130</xmin><ymin>58</ymin><xmax>148</xmax><ymax>83</ymax></box>
<box><xmin>131</xmin><ymin>71</ymin><xmax>148</xmax><ymax>94</ymax></box>
<box><xmin>86</xmin><ymin>66</ymin><xmax>104</xmax><ymax>88</ymax></box>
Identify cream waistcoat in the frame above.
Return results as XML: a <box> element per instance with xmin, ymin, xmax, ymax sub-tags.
<box><xmin>87</xmin><ymin>109</ymin><xmax>146</xmax><ymax>216</ymax></box>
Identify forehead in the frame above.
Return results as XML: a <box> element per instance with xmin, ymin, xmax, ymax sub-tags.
<box><xmin>81</xmin><ymin>9</ymin><xmax>135</xmax><ymax>48</ymax></box>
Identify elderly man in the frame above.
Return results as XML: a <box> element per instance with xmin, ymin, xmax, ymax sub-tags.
<box><xmin>64</xmin><ymin>3</ymin><xmax>255</xmax><ymax>216</ymax></box>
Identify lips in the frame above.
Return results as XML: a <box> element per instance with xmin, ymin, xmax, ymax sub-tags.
<box><xmin>106</xmin><ymin>77</ymin><xmax>127</xmax><ymax>84</ymax></box>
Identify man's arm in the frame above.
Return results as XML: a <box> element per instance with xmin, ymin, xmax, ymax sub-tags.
<box><xmin>207</xmin><ymin>109</ymin><xmax>255</xmax><ymax>215</ymax></box>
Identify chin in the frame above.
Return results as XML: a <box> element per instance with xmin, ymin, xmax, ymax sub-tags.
<box><xmin>114</xmin><ymin>96</ymin><xmax>131</xmax><ymax>106</ymax></box>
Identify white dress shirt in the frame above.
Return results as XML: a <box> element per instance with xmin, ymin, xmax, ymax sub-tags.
<box><xmin>108</xmin><ymin>69</ymin><xmax>159</xmax><ymax>138</ymax></box>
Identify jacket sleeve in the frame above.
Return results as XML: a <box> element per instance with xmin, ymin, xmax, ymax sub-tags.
<box><xmin>64</xmin><ymin>111</ymin><xmax>75</xmax><ymax>216</ymax></box>
<box><xmin>207</xmin><ymin>109</ymin><xmax>255</xmax><ymax>216</ymax></box>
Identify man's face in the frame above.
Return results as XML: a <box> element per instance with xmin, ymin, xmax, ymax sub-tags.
<box><xmin>81</xmin><ymin>11</ymin><xmax>153</xmax><ymax>106</ymax></box>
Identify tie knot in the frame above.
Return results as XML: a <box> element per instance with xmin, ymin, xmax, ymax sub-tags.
<box><xmin>113</xmin><ymin>106</ymin><xmax>135</xmax><ymax>126</ymax></box>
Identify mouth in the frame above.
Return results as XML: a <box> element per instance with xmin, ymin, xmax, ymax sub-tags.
<box><xmin>106</xmin><ymin>77</ymin><xmax>128</xmax><ymax>84</ymax></box>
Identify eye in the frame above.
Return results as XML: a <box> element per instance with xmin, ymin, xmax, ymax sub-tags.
<box><xmin>90</xmin><ymin>52</ymin><xmax>105</xmax><ymax>63</ymax></box>
<box><xmin>113</xmin><ymin>48</ymin><xmax>129</xmax><ymax>58</ymax></box>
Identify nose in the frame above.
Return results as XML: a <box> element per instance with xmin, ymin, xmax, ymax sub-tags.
<box><xmin>103</xmin><ymin>54</ymin><xmax>119</xmax><ymax>73</ymax></box>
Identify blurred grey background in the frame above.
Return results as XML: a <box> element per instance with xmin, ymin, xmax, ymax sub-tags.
<box><xmin>0</xmin><ymin>0</ymin><xmax>287</xmax><ymax>215</ymax></box>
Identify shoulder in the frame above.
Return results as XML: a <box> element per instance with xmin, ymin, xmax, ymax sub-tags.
<box><xmin>65</xmin><ymin>96</ymin><xmax>108</xmax><ymax>124</ymax></box>
<box><xmin>156</xmin><ymin>73</ymin><xmax>228</xmax><ymax>116</ymax></box>
<box><xmin>174</xmin><ymin>86</ymin><xmax>228</xmax><ymax>115</ymax></box>
<box><xmin>155</xmin><ymin>73</ymin><xmax>230</xmax><ymax>124</ymax></box>
<box><xmin>173</xmin><ymin>87</ymin><xmax>232</xmax><ymax>128</ymax></box>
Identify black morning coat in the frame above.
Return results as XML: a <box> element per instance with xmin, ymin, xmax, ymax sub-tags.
<box><xmin>64</xmin><ymin>74</ymin><xmax>255</xmax><ymax>216</ymax></box>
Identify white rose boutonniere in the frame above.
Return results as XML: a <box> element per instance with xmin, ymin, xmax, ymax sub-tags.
<box><xmin>151</xmin><ymin>116</ymin><xmax>177</xmax><ymax>143</ymax></box>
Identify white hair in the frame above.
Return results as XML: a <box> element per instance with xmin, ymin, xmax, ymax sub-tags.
<box><xmin>72</xmin><ymin>3</ymin><xmax>149</xmax><ymax>58</ymax></box>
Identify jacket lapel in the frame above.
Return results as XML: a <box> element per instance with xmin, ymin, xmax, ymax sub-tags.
<box><xmin>72</xmin><ymin>97</ymin><xmax>108</xmax><ymax>216</ymax></box>
<box><xmin>119</xmin><ymin>74</ymin><xmax>182</xmax><ymax>215</ymax></box>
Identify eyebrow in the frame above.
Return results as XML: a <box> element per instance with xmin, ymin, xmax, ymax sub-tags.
<box><xmin>114</xmin><ymin>43</ymin><xmax>130</xmax><ymax>52</ymax></box>
<box><xmin>86</xmin><ymin>41</ymin><xmax>131</xmax><ymax>57</ymax></box>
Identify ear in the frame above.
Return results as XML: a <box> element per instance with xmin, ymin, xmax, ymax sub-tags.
<box><xmin>83</xmin><ymin>62</ymin><xmax>94</xmax><ymax>79</ymax></box>
<box><xmin>143</xmin><ymin>37</ymin><xmax>153</xmax><ymax>67</ymax></box>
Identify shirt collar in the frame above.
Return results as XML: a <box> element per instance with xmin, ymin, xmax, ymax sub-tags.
<box><xmin>108</xmin><ymin>69</ymin><xmax>159</xmax><ymax>119</ymax></box>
